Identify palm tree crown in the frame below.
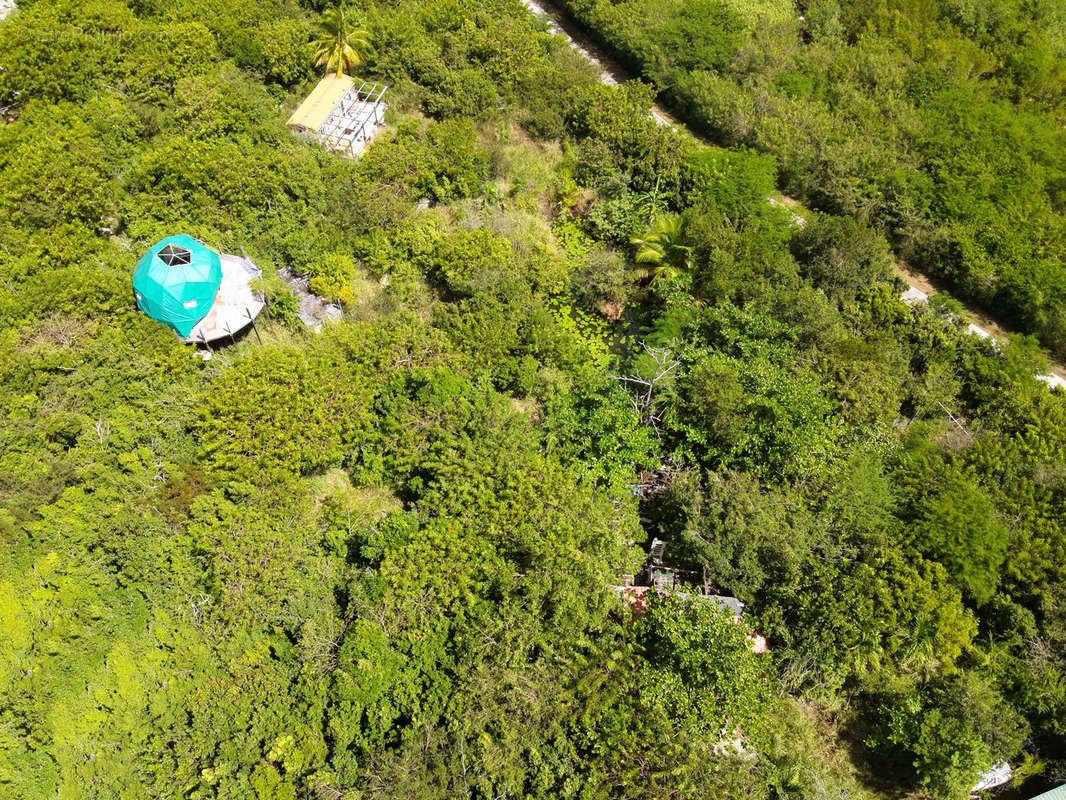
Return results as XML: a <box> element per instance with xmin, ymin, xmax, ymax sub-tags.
<box><xmin>629</xmin><ymin>213</ymin><xmax>692</xmax><ymax>284</ymax></box>
<box><xmin>312</xmin><ymin>8</ymin><xmax>371</xmax><ymax>78</ymax></box>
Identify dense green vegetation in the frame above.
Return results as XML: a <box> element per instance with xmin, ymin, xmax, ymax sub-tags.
<box><xmin>560</xmin><ymin>0</ymin><xmax>1066</xmax><ymax>357</ymax></box>
<box><xmin>1</xmin><ymin>0</ymin><xmax>1064</xmax><ymax>798</ymax></box>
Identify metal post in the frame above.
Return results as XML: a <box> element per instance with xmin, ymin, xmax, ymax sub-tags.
<box><xmin>248</xmin><ymin>310</ymin><xmax>262</xmax><ymax>345</ymax></box>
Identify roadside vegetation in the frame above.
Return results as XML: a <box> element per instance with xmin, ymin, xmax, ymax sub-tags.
<box><xmin>560</xmin><ymin>0</ymin><xmax>1066</xmax><ymax>357</ymax></box>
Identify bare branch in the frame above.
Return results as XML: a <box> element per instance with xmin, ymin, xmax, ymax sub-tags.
<box><xmin>609</xmin><ymin>340</ymin><xmax>682</xmax><ymax>433</ymax></box>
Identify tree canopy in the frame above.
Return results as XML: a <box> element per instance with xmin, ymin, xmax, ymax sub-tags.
<box><xmin>1</xmin><ymin>0</ymin><xmax>1065</xmax><ymax>798</ymax></box>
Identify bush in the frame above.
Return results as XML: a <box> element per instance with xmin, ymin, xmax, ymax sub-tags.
<box><xmin>570</xmin><ymin>246</ymin><xmax>628</xmax><ymax>316</ymax></box>
<box><xmin>256</xmin><ymin>18</ymin><xmax>314</xmax><ymax>86</ymax></box>
<box><xmin>357</xmin><ymin>118</ymin><xmax>489</xmax><ymax>205</ymax></box>
<box><xmin>906</xmin><ymin>468</ymin><xmax>1009</xmax><ymax>606</ymax></box>
<box><xmin>790</xmin><ymin>214</ymin><xmax>894</xmax><ymax>301</ymax></box>
<box><xmin>683</xmin><ymin>147</ymin><xmax>778</xmax><ymax>225</ymax></box>
<box><xmin>196</xmin><ymin>346</ymin><xmax>374</xmax><ymax>482</ymax></box>
<box><xmin>306</xmin><ymin>252</ymin><xmax>357</xmax><ymax>304</ymax></box>
<box><xmin>866</xmin><ymin>674</ymin><xmax>1027</xmax><ymax>800</ymax></box>
<box><xmin>418</xmin><ymin>228</ymin><xmax>519</xmax><ymax>298</ymax></box>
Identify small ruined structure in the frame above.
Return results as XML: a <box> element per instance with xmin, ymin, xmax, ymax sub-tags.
<box><xmin>619</xmin><ymin>539</ymin><xmax>769</xmax><ymax>652</ymax></box>
<box><xmin>133</xmin><ymin>234</ymin><xmax>265</xmax><ymax>345</ymax></box>
<box><xmin>287</xmin><ymin>74</ymin><xmax>387</xmax><ymax>158</ymax></box>
<box><xmin>276</xmin><ymin>266</ymin><xmax>343</xmax><ymax>333</ymax></box>
<box><xmin>635</xmin><ymin>539</ymin><xmax>747</xmax><ymax>618</ymax></box>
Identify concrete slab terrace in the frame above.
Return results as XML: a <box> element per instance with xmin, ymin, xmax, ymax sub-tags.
<box><xmin>187</xmin><ymin>252</ymin><xmax>265</xmax><ymax>344</ymax></box>
<box><xmin>901</xmin><ymin>286</ymin><xmax>929</xmax><ymax>305</ymax></box>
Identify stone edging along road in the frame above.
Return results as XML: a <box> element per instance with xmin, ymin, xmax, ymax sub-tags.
<box><xmin>519</xmin><ymin>0</ymin><xmax>1066</xmax><ymax>392</ymax></box>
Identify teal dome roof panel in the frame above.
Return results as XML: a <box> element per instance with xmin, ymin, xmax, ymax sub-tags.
<box><xmin>132</xmin><ymin>235</ymin><xmax>223</xmax><ymax>337</ymax></box>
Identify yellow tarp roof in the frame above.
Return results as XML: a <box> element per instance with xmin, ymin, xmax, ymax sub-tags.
<box><xmin>287</xmin><ymin>74</ymin><xmax>355</xmax><ymax>132</ymax></box>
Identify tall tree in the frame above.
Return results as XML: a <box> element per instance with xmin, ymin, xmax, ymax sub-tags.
<box><xmin>629</xmin><ymin>213</ymin><xmax>692</xmax><ymax>283</ymax></box>
<box><xmin>312</xmin><ymin>8</ymin><xmax>371</xmax><ymax>78</ymax></box>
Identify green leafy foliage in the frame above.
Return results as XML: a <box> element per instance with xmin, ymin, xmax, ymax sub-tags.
<box><xmin>866</xmin><ymin>673</ymin><xmax>1028</xmax><ymax>799</ymax></box>
<box><xmin>631</xmin><ymin>594</ymin><xmax>777</xmax><ymax>748</ymax></box>
<box><xmin>560</xmin><ymin>0</ymin><xmax>1066</xmax><ymax>357</ymax></box>
<box><xmin>790</xmin><ymin>214</ymin><xmax>895</xmax><ymax>302</ymax></box>
<box><xmin>196</xmin><ymin>345</ymin><xmax>373</xmax><ymax>482</ymax></box>
<box><xmin>3</xmin><ymin>0</ymin><xmax>1066</xmax><ymax>797</ymax></box>
<box><xmin>901</xmin><ymin>460</ymin><xmax>1009</xmax><ymax>605</ymax></box>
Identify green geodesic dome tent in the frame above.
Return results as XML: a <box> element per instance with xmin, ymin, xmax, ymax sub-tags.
<box><xmin>133</xmin><ymin>235</ymin><xmax>222</xmax><ymax>337</ymax></box>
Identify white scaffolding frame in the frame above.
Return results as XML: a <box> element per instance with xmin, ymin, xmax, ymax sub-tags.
<box><xmin>316</xmin><ymin>82</ymin><xmax>388</xmax><ymax>158</ymax></box>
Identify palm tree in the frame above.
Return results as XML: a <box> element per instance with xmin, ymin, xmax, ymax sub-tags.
<box><xmin>312</xmin><ymin>8</ymin><xmax>371</xmax><ymax>78</ymax></box>
<box><xmin>629</xmin><ymin>213</ymin><xmax>692</xmax><ymax>284</ymax></box>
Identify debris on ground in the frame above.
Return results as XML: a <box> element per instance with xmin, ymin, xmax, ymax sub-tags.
<box><xmin>277</xmin><ymin>267</ymin><xmax>344</xmax><ymax>333</ymax></box>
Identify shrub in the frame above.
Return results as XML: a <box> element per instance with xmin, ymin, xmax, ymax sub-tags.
<box><xmin>256</xmin><ymin>18</ymin><xmax>315</xmax><ymax>86</ymax></box>
<box><xmin>307</xmin><ymin>253</ymin><xmax>357</xmax><ymax>304</ymax></box>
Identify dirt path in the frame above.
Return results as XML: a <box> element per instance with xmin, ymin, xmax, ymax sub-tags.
<box><xmin>521</xmin><ymin>0</ymin><xmax>1066</xmax><ymax>390</ymax></box>
<box><xmin>894</xmin><ymin>263</ymin><xmax>1066</xmax><ymax>385</ymax></box>
<box><xmin>894</xmin><ymin>261</ymin><xmax>937</xmax><ymax>295</ymax></box>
